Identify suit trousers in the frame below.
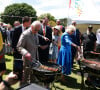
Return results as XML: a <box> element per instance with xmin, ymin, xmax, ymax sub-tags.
<box><xmin>38</xmin><ymin>47</ymin><xmax>49</xmax><ymax>63</ymax></box>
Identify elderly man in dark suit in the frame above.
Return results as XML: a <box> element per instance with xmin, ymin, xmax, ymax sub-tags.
<box><xmin>38</xmin><ymin>17</ymin><xmax>52</xmax><ymax>63</ymax></box>
<box><xmin>17</xmin><ymin>21</ymin><xmax>49</xmax><ymax>85</ymax></box>
<box><xmin>71</xmin><ymin>21</ymin><xmax>81</xmax><ymax>67</ymax></box>
<box><xmin>12</xmin><ymin>16</ymin><xmax>31</xmax><ymax>59</ymax></box>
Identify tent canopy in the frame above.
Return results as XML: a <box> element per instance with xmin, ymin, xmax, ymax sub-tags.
<box><xmin>72</xmin><ymin>19</ymin><xmax>100</xmax><ymax>24</ymax></box>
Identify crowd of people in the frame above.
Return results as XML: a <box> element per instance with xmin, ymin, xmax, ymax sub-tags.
<box><xmin>0</xmin><ymin>16</ymin><xmax>100</xmax><ymax>89</ymax></box>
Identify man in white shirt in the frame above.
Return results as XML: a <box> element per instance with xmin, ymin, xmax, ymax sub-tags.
<box><xmin>96</xmin><ymin>29</ymin><xmax>100</xmax><ymax>53</ymax></box>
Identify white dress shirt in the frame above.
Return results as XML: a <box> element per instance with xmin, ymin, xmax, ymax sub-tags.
<box><xmin>96</xmin><ymin>29</ymin><xmax>100</xmax><ymax>44</ymax></box>
<box><xmin>22</xmin><ymin>24</ymin><xmax>26</xmax><ymax>32</ymax></box>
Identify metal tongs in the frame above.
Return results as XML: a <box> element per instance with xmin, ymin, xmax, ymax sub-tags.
<box><xmin>29</xmin><ymin>58</ymin><xmax>42</xmax><ymax>68</ymax></box>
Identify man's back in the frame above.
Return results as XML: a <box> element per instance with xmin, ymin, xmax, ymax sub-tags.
<box><xmin>12</xmin><ymin>25</ymin><xmax>22</xmax><ymax>59</ymax></box>
<box><xmin>12</xmin><ymin>25</ymin><xmax>22</xmax><ymax>48</ymax></box>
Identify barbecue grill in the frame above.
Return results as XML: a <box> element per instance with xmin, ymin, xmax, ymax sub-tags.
<box><xmin>78</xmin><ymin>51</ymin><xmax>100</xmax><ymax>89</ymax></box>
<box><xmin>30</xmin><ymin>61</ymin><xmax>62</xmax><ymax>89</ymax></box>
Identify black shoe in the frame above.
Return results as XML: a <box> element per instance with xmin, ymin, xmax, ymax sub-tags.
<box><xmin>85</xmin><ymin>80</ymin><xmax>92</xmax><ymax>87</ymax></box>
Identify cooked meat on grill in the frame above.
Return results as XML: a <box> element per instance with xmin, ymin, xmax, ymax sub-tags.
<box><xmin>82</xmin><ymin>59</ymin><xmax>100</xmax><ymax>65</ymax></box>
<box><xmin>39</xmin><ymin>65</ymin><xmax>58</xmax><ymax>72</ymax></box>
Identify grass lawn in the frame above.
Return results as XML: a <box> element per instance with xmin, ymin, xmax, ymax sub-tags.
<box><xmin>3</xmin><ymin>55</ymin><xmax>93</xmax><ymax>90</ymax></box>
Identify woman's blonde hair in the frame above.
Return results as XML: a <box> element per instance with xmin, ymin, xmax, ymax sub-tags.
<box><xmin>53</xmin><ymin>26</ymin><xmax>62</xmax><ymax>36</ymax></box>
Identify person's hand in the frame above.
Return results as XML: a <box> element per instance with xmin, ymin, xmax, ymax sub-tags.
<box><xmin>3</xmin><ymin>43</ymin><xmax>5</xmax><ymax>45</ymax></box>
<box><xmin>8</xmin><ymin>43</ymin><xmax>10</xmax><ymax>46</ymax></box>
<box><xmin>90</xmin><ymin>51</ymin><xmax>94</xmax><ymax>54</ymax></box>
<box><xmin>52</xmin><ymin>41</ymin><xmax>57</xmax><ymax>45</ymax></box>
<box><xmin>25</xmin><ymin>53</ymin><xmax>32</xmax><ymax>61</ymax></box>
<box><xmin>5</xmin><ymin>72</ymin><xmax>18</xmax><ymax>85</ymax></box>
<box><xmin>40</xmin><ymin>45</ymin><xmax>48</xmax><ymax>49</ymax></box>
<box><xmin>44</xmin><ymin>37</ymin><xmax>49</xmax><ymax>41</ymax></box>
<box><xmin>94</xmin><ymin>48</ymin><xmax>96</xmax><ymax>52</ymax></box>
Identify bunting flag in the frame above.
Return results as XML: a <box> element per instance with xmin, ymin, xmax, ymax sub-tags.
<box><xmin>75</xmin><ymin>0</ymin><xmax>83</xmax><ymax>16</ymax></box>
<box><xmin>69</xmin><ymin>0</ymin><xmax>71</xmax><ymax>8</ymax></box>
<box><xmin>69</xmin><ymin>0</ymin><xmax>83</xmax><ymax>17</ymax></box>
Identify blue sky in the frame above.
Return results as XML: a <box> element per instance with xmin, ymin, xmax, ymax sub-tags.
<box><xmin>0</xmin><ymin>0</ymin><xmax>100</xmax><ymax>20</ymax></box>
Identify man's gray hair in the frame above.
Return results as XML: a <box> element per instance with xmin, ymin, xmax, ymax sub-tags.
<box><xmin>31</xmin><ymin>21</ymin><xmax>41</xmax><ymax>27</ymax></box>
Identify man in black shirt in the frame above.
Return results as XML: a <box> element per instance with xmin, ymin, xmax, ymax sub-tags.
<box><xmin>81</xmin><ymin>25</ymin><xmax>97</xmax><ymax>58</ymax></box>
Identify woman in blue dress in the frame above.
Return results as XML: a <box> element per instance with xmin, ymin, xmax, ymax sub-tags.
<box><xmin>57</xmin><ymin>25</ymin><xmax>80</xmax><ymax>75</ymax></box>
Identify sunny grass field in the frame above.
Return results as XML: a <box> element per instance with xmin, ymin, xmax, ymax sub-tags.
<box><xmin>4</xmin><ymin>55</ymin><xmax>93</xmax><ymax>90</ymax></box>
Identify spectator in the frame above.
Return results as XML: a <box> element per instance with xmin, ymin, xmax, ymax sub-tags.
<box><xmin>13</xmin><ymin>21</ymin><xmax>20</xmax><ymax>27</ymax></box>
<box><xmin>38</xmin><ymin>17</ymin><xmax>52</xmax><ymax>63</ymax></box>
<box><xmin>56</xmin><ymin>19</ymin><xmax>65</xmax><ymax>33</ymax></box>
<box><xmin>82</xmin><ymin>26</ymin><xmax>97</xmax><ymax>87</ymax></box>
<box><xmin>10</xmin><ymin>21</ymin><xmax>21</xmax><ymax>42</ymax></box>
<box><xmin>12</xmin><ymin>16</ymin><xmax>31</xmax><ymax>59</ymax></box>
<box><xmin>0</xmin><ymin>22</ymin><xmax>5</xmax><ymax>29</ymax></box>
<box><xmin>6</xmin><ymin>24</ymin><xmax>13</xmax><ymax>55</ymax></box>
<box><xmin>71</xmin><ymin>21</ymin><xmax>81</xmax><ymax>66</ymax></box>
<box><xmin>49</xmin><ymin>26</ymin><xmax>60</xmax><ymax>63</ymax></box>
<box><xmin>57</xmin><ymin>25</ymin><xmax>80</xmax><ymax>76</ymax></box>
<box><xmin>96</xmin><ymin>29</ymin><xmax>100</xmax><ymax>53</ymax></box>
<box><xmin>81</xmin><ymin>25</ymin><xmax>97</xmax><ymax>58</ymax></box>
<box><xmin>56</xmin><ymin>20</ymin><xmax>64</xmax><ymax>51</ymax></box>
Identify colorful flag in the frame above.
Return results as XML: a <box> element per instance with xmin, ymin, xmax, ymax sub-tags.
<box><xmin>69</xmin><ymin>0</ymin><xmax>83</xmax><ymax>16</ymax></box>
<box><xmin>75</xmin><ymin>0</ymin><xmax>83</xmax><ymax>16</ymax></box>
<box><xmin>69</xmin><ymin>0</ymin><xmax>71</xmax><ymax>8</ymax></box>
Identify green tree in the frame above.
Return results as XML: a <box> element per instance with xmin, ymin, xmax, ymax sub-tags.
<box><xmin>48</xmin><ymin>20</ymin><xmax>56</xmax><ymax>27</ymax></box>
<box><xmin>38</xmin><ymin>13</ymin><xmax>56</xmax><ymax>21</ymax></box>
<box><xmin>1</xmin><ymin>3</ymin><xmax>37</xmax><ymax>25</ymax></box>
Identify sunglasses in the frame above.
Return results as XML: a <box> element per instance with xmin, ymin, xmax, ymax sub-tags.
<box><xmin>71</xmin><ymin>31</ymin><xmax>74</xmax><ymax>32</ymax></box>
